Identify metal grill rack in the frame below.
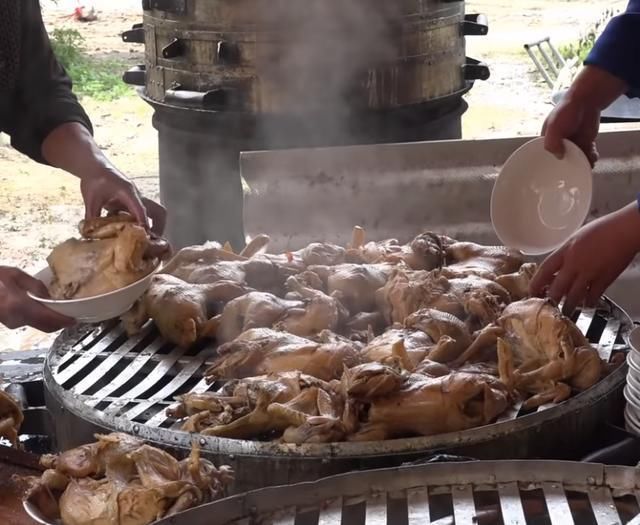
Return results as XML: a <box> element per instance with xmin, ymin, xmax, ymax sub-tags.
<box><xmin>43</xmin><ymin>299</ymin><xmax>632</xmax><ymax>492</ymax></box>
<box><xmin>153</xmin><ymin>460</ymin><xmax>640</xmax><ymax>525</ymax></box>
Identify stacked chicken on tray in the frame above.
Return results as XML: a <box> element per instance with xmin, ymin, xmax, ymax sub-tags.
<box><xmin>25</xmin><ymin>433</ymin><xmax>233</xmax><ymax>525</ymax></box>
<box><xmin>120</xmin><ymin>227</ymin><xmax>609</xmax><ymax>443</ymax></box>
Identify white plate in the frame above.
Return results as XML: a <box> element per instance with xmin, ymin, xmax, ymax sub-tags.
<box><xmin>491</xmin><ymin>137</ymin><xmax>592</xmax><ymax>255</ymax></box>
<box><xmin>28</xmin><ymin>262</ymin><xmax>161</xmax><ymax>324</ymax></box>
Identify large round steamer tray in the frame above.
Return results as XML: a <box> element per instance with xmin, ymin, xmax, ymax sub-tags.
<box><xmin>44</xmin><ymin>297</ymin><xmax>632</xmax><ymax>492</ymax></box>
<box><xmin>154</xmin><ymin>460</ymin><xmax>640</xmax><ymax>525</ymax></box>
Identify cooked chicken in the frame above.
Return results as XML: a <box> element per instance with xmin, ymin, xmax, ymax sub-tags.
<box><xmin>378</xmin><ymin>269</ymin><xmax>509</xmax><ymax>327</ymax></box>
<box><xmin>350</xmin><ymin>372</ymin><xmax>511</xmax><ymax>441</ymax></box>
<box><xmin>309</xmin><ymin>263</ymin><xmax>391</xmax><ymax>313</ymax></box>
<box><xmin>440</xmin><ymin>240</ymin><xmax>524</xmax><ymax>279</ymax></box>
<box><xmin>274</xmin><ymin>275</ymin><xmax>347</xmax><ymax>336</ymax></box>
<box><xmin>342</xmin><ymin>362</ymin><xmax>405</xmax><ymax>398</ymax></box>
<box><xmin>454</xmin><ymin>298</ymin><xmax>602</xmax><ymax>408</ymax></box>
<box><xmin>162</xmin><ymin>238</ymin><xmax>300</xmax><ymax>294</ymax></box>
<box><xmin>205</xmin><ymin>328</ymin><xmax>362</xmax><ymax>381</ymax></box>
<box><xmin>495</xmin><ymin>262</ymin><xmax>538</xmax><ymax>301</ymax></box>
<box><xmin>27</xmin><ymin>433</ymin><xmax>232</xmax><ymax>525</ymax></box>
<box><xmin>114</xmin><ymin>226</ymin><xmax>609</xmax><ymax>444</ymax></box>
<box><xmin>0</xmin><ymin>389</ymin><xmax>23</xmax><ymax>447</ymax></box>
<box><xmin>361</xmin><ymin>328</ymin><xmax>432</xmax><ymax>369</ymax></box>
<box><xmin>272</xmin><ymin>387</ymin><xmax>347</xmax><ymax>444</ymax></box>
<box><xmin>405</xmin><ymin>308</ymin><xmax>473</xmax><ymax>364</ymax></box>
<box><xmin>348</xmin><ymin>229</ymin><xmax>446</xmax><ymax>271</ymax></box>
<box><xmin>122</xmin><ymin>274</ymin><xmax>247</xmax><ymax>347</ymax></box>
<box><xmin>47</xmin><ymin>214</ymin><xmax>166</xmax><ymax>300</ymax></box>
<box><xmin>214</xmin><ymin>292</ymin><xmax>302</xmax><ymax>343</ymax></box>
<box><xmin>169</xmin><ymin>372</ymin><xmax>328</xmax><ymax>437</ymax></box>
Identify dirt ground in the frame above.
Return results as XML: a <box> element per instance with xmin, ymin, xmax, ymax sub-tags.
<box><xmin>0</xmin><ymin>0</ymin><xmax>634</xmax><ymax>350</ymax></box>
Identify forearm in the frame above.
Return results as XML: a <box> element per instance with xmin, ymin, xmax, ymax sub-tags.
<box><xmin>41</xmin><ymin>122</ymin><xmax>115</xmax><ymax>180</ymax></box>
<box><xmin>564</xmin><ymin>65</ymin><xmax>628</xmax><ymax>111</ymax></box>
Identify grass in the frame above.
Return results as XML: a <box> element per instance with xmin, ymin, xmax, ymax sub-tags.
<box><xmin>49</xmin><ymin>27</ymin><xmax>132</xmax><ymax>101</ymax></box>
<box><xmin>558</xmin><ymin>7</ymin><xmax>619</xmax><ymax>63</ymax></box>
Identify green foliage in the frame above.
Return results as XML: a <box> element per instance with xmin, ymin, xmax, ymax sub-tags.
<box><xmin>559</xmin><ymin>30</ymin><xmax>598</xmax><ymax>64</ymax></box>
<box><xmin>49</xmin><ymin>27</ymin><xmax>131</xmax><ymax>101</ymax></box>
<box><xmin>559</xmin><ymin>8</ymin><xmax>617</xmax><ymax>64</ymax></box>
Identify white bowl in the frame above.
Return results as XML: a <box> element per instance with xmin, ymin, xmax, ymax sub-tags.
<box><xmin>28</xmin><ymin>263</ymin><xmax>161</xmax><ymax>324</ymax></box>
<box><xmin>491</xmin><ymin>137</ymin><xmax>593</xmax><ymax>256</ymax></box>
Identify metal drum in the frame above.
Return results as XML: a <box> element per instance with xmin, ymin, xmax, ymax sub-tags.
<box><xmin>131</xmin><ymin>0</ymin><xmax>489</xmax><ymax>113</ymax></box>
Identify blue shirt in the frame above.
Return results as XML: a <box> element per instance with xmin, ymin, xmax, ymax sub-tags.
<box><xmin>586</xmin><ymin>1</ymin><xmax>640</xmax><ymax>92</ymax></box>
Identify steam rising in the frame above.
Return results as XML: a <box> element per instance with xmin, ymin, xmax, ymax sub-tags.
<box><xmin>254</xmin><ymin>0</ymin><xmax>403</xmax><ymax>146</ymax></box>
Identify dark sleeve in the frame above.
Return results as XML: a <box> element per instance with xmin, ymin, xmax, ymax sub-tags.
<box><xmin>6</xmin><ymin>0</ymin><xmax>93</xmax><ymax>164</ymax></box>
<box><xmin>585</xmin><ymin>1</ymin><xmax>640</xmax><ymax>95</ymax></box>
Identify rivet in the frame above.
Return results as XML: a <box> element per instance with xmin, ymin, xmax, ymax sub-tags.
<box><xmin>457</xmin><ymin>486</ymin><xmax>465</xmax><ymax>491</ymax></box>
<box><xmin>199</xmin><ymin>438</ymin><xmax>206</xmax><ymax>446</ymax></box>
<box><xmin>133</xmin><ymin>425</ymin><xmax>140</xmax><ymax>434</ymax></box>
<box><xmin>229</xmin><ymin>454</ymin><xmax>235</xmax><ymax>460</ymax></box>
<box><xmin>587</xmin><ymin>477</ymin><xmax>596</xmax><ymax>484</ymax></box>
<box><xmin>322</xmin><ymin>458</ymin><xmax>330</xmax><ymax>464</ymax></box>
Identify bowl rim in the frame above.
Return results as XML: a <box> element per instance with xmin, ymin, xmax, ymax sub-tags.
<box><xmin>490</xmin><ymin>136</ymin><xmax>592</xmax><ymax>256</ymax></box>
<box><xmin>28</xmin><ymin>260</ymin><xmax>162</xmax><ymax>305</ymax></box>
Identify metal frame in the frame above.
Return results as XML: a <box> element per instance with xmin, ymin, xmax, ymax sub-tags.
<box><xmin>154</xmin><ymin>459</ymin><xmax>640</xmax><ymax>525</ymax></box>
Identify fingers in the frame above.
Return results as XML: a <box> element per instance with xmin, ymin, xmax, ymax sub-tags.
<box><xmin>529</xmin><ymin>251</ymin><xmax>563</xmax><ymax>297</ymax></box>
<box><xmin>543</xmin><ymin>119</ymin><xmax>566</xmax><ymax>160</ymax></box>
<box><xmin>83</xmin><ymin>192</ymin><xmax>102</xmax><ymax>221</ymax></box>
<box><xmin>142</xmin><ymin>197</ymin><xmax>167</xmax><ymax>235</ymax></box>
<box><xmin>547</xmin><ymin>268</ymin><xmax>577</xmax><ymax>306</ymax></box>
<box><xmin>0</xmin><ymin>271</ymin><xmax>75</xmax><ymax>332</ymax></box>
<box><xmin>9</xmin><ymin>269</ymin><xmax>51</xmax><ymax>299</ymax></box>
<box><xmin>18</xmin><ymin>301</ymin><xmax>75</xmax><ymax>333</ymax></box>
<box><xmin>562</xmin><ymin>277</ymin><xmax>590</xmax><ymax>316</ymax></box>
<box><xmin>585</xmin><ymin>279</ymin><xmax>608</xmax><ymax>308</ymax></box>
<box><xmin>117</xmin><ymin>190</ymin><xmax>149</xmax><ymax>227</ymax></box>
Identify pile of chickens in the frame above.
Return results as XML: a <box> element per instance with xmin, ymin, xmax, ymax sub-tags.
<box><xmin>47</xmin><ymin>214</ymin><xmax>170</xmax><ymax>300</ymax></box>
<box><xmin>25</xmin><ymin>433</ymin><xmax>233</xmax><ymax>525</ymax></box>
<box><xmin>122</xmin><ymin>227</ymin><xmax>610</xmax><ymax>443</ymax></box>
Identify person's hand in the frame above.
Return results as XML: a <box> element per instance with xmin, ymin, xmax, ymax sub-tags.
<box><xmin>0</xmin><ymin>267</ymin><xmax>75</xmax><ymax>332</ymax></box>
<box><xmin>542</xmin><ymin>65</ymin><xmax>628</xmax><ymax>167</ymax></box>
<box><xmin>81</xmin><ymin>168</ymin><xmax>167</xmax><ymax>234</ymax></box>
<box><xmin>542</xmin><ymin>96</ymin><xmax>600</xmax><ymax>167</ymax></box>
<box><xmin>530</xmin><ymin>203</ymin><xmax>640</xmax><ymax>315</ymax></box>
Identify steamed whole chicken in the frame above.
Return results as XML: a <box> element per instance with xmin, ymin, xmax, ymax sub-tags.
<box><xmin>47</xmin><ymin>214</ymin><xmax>169</xmax><ymax>300</ymax></box>
<box><xmin>168</xmin><ymin>372</ymin><xmax>335</xmax><ymax>440</ymax></box>
<box><xmin>25</xmin><ymin>433</ymin><xmax>233</xmax><ymax>525</ymax></box>
<box><xmin>117</xmin><ymin>225</ymin><xmax>616</xmax><ymax>444</ymax></box>
<box><xmin>378</xmin><ymin>268</ymin><xmax>510</xmax><ymax>328</ymax></box>
<box><xmin>123</xmin><ymin>274</ymin><xmax>248</xmax><ymax>347</ymax></box>
<box><xmin>205</xmin><ymin>328</ymin><xmax>362</xmax><ymax>381</ymax></box>
<box><xmin>347</xmin><ymin>367</ymin><xmax>511</xmax><ymax>441</ymax></box>
<box><xmin>454</xmin><ymin>298</ymin><xmax>604</xmax><ymax>408</ymax></box>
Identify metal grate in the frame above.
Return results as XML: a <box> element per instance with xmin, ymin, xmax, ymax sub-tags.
<box><xmin>151</xmin><ymin>460</ymin><xmax>640</xmax><ymax>525</ymax></box>
<box><xmin>48</xmin><ymin>299</ymin><xmax>630</xmax><ymax>430</ymax></box>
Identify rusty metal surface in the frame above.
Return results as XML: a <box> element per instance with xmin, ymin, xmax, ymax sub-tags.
<box><xmin>154</xmin><ymin>460</ymin><xmax>640</xmax><ymax>525</ymax></box>
<box><xmin>44</xmin><ymin>297</ymin><xmax>631</xmax><ymax>492</ymax></box>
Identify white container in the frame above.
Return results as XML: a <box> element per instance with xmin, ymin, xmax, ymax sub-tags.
<box><xmin>28</xmin><ymin>263</ymin><xmax>161</xmax><ymax>324</ymax></box>
<box><xmin>624</xmin><ymin>326</ymin><xmax>640</xmax><ymax>433</ymax></box>
<box><xmin>491</xmin><ymin>137</ymin><xmax>593</xmax><ymax>255</ymax></box>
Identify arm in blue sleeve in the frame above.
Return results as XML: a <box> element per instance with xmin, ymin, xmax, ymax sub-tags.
<box><xmin>585</xmin><ymin>1</ymin><xmax>640</xmax><ymax>95</ymax></box>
